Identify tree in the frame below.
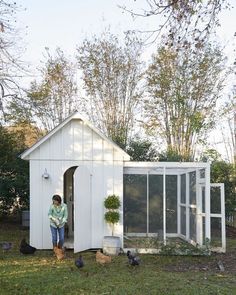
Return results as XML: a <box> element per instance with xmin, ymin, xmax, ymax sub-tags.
<box><xmin>145</xmin><ymin>42</ymin><xmax>226</xmax><ymax>160</ymax></box>
<box><xmin>77</xmin><ymin>31</ymin><xmax>143</xmax><ymax>149</ymax></box>
<box><xmin>0</xmin><ymin>1</ymin><xmax>25</xmax><ymax>123</ymax></box>
<box><xmin>158</xmin><ymin>149</ymin><xmax>183</xmax><ymax>162</ymax></box>
<box><xmin>218</xmin><ymin>96</ymin><xmax>235</xmax><ymax>163</ymax></box>
<box><xmin>200</xmin><ymin>148</ymin><xmax>222</xmax><ymax>163</ymax></box>
<box><xmin>7</xmin><ymin>122</ymin><xmax>45</xmax><ymax>147</ymax></box>
<box><xmin>0</xmin><ymin>125</ymin><xmax>29</xmax><ymax>216</ymax></box>
<box><xmin>120</xmin><ymin>0</ymin><xmax>230</xmax><ymax>45</ymax></box>
<box><xmin>9</xmin><ymin>48</ymin><xmax>78</xmax><ymax>131</ymax></box>
<box><xmin>126</xmin><ymin>137</ymin><xmax>158</xmax><ymax>161</ymax></box>
<box><xmin>210</xmin><ymin>161</ymin><xmax>236</xmax><ymax>216</ymax></box>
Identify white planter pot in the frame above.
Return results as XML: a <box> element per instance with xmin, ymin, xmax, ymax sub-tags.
<box><xmin>103</xmin><ymin>236</ymin><xmax>121</xmax><ymax>256</ymax></box>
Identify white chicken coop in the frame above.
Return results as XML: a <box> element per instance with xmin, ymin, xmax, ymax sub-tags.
<box><xmin>123</xmin><ymin>162</ymin><xmax>226</xmax><ymax>253</ymax></box>
<box><xmin>21</xmin><ymin>111</ymin><xmax>226</xmax><ymax>254</ymax></box>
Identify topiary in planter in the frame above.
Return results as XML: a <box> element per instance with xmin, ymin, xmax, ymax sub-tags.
<box><xmin>104</xmin><ymin>195</ymin><xmax>120</xmax><ymax>236</ymax></box>
<box><xmin>104</xmin><ymin>194</ymin><xmax>121</xmax><ymax>210</ymax></box>
<box><xmin>104</xmin><ymin>211</ymin><xmax>120</xmax><ymax>224</ymax></box>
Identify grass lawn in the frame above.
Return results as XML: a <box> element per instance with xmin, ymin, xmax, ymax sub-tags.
<box><xmin>1</xmin><ymin>221</ymin><xmax>236</xmax><ymax>295</ymax></box>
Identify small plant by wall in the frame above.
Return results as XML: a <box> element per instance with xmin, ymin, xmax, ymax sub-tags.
<box><xmin>159</xmin><ymin>238</ymin><xmax>211</xmax><ymax>256</ymax></box>
<box><xmin>104</xmin><ymin>194</ymin><xmax>121</xmax><ymax>236</ymax></box>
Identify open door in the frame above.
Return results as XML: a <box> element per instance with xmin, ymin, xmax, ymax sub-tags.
<box><xmin>210</xmin><ymin>183</ymin><xmax>226</xmax><ymax>253</ymax></box>
<box><xmin>74</xmin><ymin>166</ymin><xmax>92</xmax><ymax>253</ymax></box>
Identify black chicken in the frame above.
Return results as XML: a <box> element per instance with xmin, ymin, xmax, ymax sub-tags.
<box><xmin>20</xmin><ymin>239</ymin><xmax>37</xmax><ymax>254</ymax></box>
<box><xmin>127</xmin><ymin>250</ymin><xmax>140</xmax><ymax>266</ymax></box>
<box><xmin>75</xmin><ymin>255</ymin><xmax>84</xmax><ymax>268</ymax></box>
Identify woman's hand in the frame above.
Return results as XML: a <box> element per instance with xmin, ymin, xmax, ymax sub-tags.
<box><xmin>51</xmin><ymin>217</ymin><xmax>60</xmax><ymax>226</ymax></box>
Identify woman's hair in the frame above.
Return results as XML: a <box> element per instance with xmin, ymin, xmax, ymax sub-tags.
<box><xmin>52</xmin><ymin>194</ymin><xmax>62</xmax><ymax>204</ymax></box>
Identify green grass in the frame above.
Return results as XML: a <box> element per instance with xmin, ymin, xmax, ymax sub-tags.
<box><xmin>1</xmin><ymin>222</ymin><xmax>236</xmax><ymax>295</ymax></box>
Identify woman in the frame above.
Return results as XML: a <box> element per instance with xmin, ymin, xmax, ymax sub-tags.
<box><xmin>48</xmin><ymin>194</ymin><xmax>68</xmax><ymax>249</ymax></box>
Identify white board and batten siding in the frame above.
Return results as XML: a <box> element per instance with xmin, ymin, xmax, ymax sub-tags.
<box><xmin>21</xmin><ymin>113</ymin><xmax>129</xmax><ymax>250</ymax></box>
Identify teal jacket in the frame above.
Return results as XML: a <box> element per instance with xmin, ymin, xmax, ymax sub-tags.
<box><xmin>48</xmin><ymin>203</ymin><xmax>68</xmax><ymax>228</ymax></box>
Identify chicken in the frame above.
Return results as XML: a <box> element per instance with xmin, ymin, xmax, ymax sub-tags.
<box><xmin>20</xmin><ymin>239</ymin><xmax>36</xmax><ymax>254</ymax></box>
<box><xmin>53</xmin><ymin>246</ymin><xmax>65</xmax><ymax>260</ymax></box>
<box><xmin>75</xmin><ymin>255</ymin><xmax>84</xmax><ymax>268</ymax></box>
<box><xmin>96</xmin><ymin>250</ymin><xmax>111</xmax><ymax>264</ymax></box>
<box><xmin>127</xmin><ymin>250</ymin><xmax>140</xmax><ymax>266</ymax></box>
<box><xmin>0</xmin><ymin>242</ymin><xmax>12</xmax><ymax>251</ymax></box>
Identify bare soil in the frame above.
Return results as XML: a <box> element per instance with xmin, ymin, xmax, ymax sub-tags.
<box><xmin>164</xmin><ymin>226</ymin><xmax>236</xmax><ymax>273</ymax></box>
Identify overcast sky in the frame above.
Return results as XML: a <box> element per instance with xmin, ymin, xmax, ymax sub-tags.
<box><xmin>18</xmin><ymin>0</ymin><xmax>236</xmax><ymax>67</ymax></box>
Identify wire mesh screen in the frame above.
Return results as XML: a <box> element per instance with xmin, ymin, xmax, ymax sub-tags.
<box><xmin>202</xmin><ymin>186</ymin><xmax>205</xmax><ymax>213</ymax></box>
<box><xmin>211</xmin><ymin>217</ymin><xmax>222</xmax><ymax>248</ymax></box>
<box><xmin>189</xmin><ymin>171</ymin><xmax>196</xmax><ymax>205</ymax></box>
<box><xmin>210</xmin><ymin>186</ymin><xmax>221</xmax><ymax>214</ymax></box>
<box><xmin>166</xmin><ymin>175</ymin><xmax>177</xmax><ymax>233</ymax></box>
<box><xmin>190</xmin><ymin>208</ymin><xmax>196</xmax><ymax>241</ymax></box>
<box><xmin>123</xmin><ymin>173</ymin><xmax>164</xmax><ymax>249</ymax></box>
<box><xmin>181</xmin><ymin>174</ymin><xmax>186</xmax><ymax>204</ymax></box>
<box><xmin>123</xmin><ymin>174</ymin><xmax>147</xmax><ymax>233</ymax></box>
<box><xmin>149</xmin><ymin>175</ymin><xmax>163</xmax><ymax>234</ymax></box>
<box><xmin>181</xmin><ymin>206</ymin><xmax>186</xmax><ymax>236</ymax></box>
<box><xmin>200</xmin><ymin>168</ymin><xmax>205</xmax><ymax>179</ymax></box>
<box><xmin>202</xmin><ymin>216</ymin><xmax>206</xmax><ymax>244</ymax></box>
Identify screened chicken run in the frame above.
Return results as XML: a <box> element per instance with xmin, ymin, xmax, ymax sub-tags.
<box><xmin>123</xmin><ymin>162</ymin><xmax>226</xmax><ymax>254</ymax></box>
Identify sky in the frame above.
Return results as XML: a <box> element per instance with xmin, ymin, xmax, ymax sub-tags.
<box><xmin>18</xmin><ymin>0</ymin><xmax>236</xmax><ymax>69</ymax></box>
<box><xmin>18</xmin><ymin>0</ymin><xmax>153</xmax><ymax>67</ymax></box>
<box><xmin>17</xmin><ymin>0</ymin><xmax>236</xmax><ymax>160</ymax></box>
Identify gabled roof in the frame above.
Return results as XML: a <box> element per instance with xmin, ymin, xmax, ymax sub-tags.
<box><xmin>20</xmin><ymin>111</ymin><xmax>130</xmax><ymax>160</ymax></box>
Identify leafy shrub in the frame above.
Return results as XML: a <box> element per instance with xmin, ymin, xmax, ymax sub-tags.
<box><xmin>104</xmin><ymin>211</ymin><xmax>120</xmax><ymax>224</ymax></box>
<box><xmin>104</xmin><ymin>195</ymin><xmax>121</xmax><ymax>210</ymax></box>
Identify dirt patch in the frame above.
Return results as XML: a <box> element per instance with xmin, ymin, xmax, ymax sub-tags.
<box><xmin>163</xmin><ymin>226</ymin><xmax>236</xmax><ymax>274</ymax></box>
<box><xmin>163</xmin><ymin>252</ymin><xmax>236</xmax><ymax>273</ymax></box>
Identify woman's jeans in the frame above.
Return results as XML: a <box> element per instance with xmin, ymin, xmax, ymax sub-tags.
<box><xmin>50</xmin><ymin>225</ymin><xmax>64</xmax><ymax>248</ymax></box>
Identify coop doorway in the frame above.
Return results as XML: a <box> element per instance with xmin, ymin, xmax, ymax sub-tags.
<box><xmin>63</xmin><ymin>166</ymin><xmax>78</xmax><ymax>248</ymax></box>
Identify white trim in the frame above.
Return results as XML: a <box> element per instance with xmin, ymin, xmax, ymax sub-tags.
<box><xmin>163</xmin><ymin>167</ymin><xmax>166</xmax><ymax>245</ymax></box>
<box><xmin>205</xmin><ymin>166</ymin><xmax>211</xmax><ymax>241</ymax></box>
<box><xmin>196</xmin><ymin>169</ymin><xmax>202</xmax><ymax>245</ymax></box>
<box><xmin>186</xmin><ymin>173</ymin><xmax>190</xmax><ymax>240</ymax></box>
<box><xmin>20</xmin><ymin>111</ymin><xmax>130</xmax><ymax>161</ymax></box>
<box><xmin>125</xmin><ymin>233</ymin><xmax>191</xmax><ymax>240</ymax></box>
<box><xmin>124</xmin><ymin>162</ymin><xmax>210</xmax><ymax>168</ymax></box>
<box><xmin>147</xmin><ymin>172</ymin><xmax>149</xmax><ymax>235</ymax></box>
<box><xmin>166</xmin><ymin>233</ymin><xmax>179</xmax><ymax>238</ymax></box>
<box><xmin>123</xmin><ymin>167</ymin><xmax>197</xmax><ymax>175</ymax></box>
<box><xmin>210</xmin><ymin>183</ymin><xmax>226</xmax><ymax>253</ymax></box>
<box><xmin>125</xmin><ymin>233</ymin><xmax>158</xmax><ymax>237</ymax></box>
<box><xmin>210</xmin><ymin>213</ymin><xmax>224</xmax><ymax>218</ymax></box>
<box><xmin>210</xmin><ymin>183</ymin><xmax>225</xmax><ymax>187</ymax></box>
<box><xmin>220</xmin><ymin>183</ymin><xmax>226</xmax><ymax>252</ymax></box>
<box><xmin>177</xmin><ymin>174</ymin><xmax>181</xmax><ymax>235</ymax></box>
<box><xmin>26</xmin><ymin>158</ymin><xmax>125</xmax><ymax>162</ymax></box>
